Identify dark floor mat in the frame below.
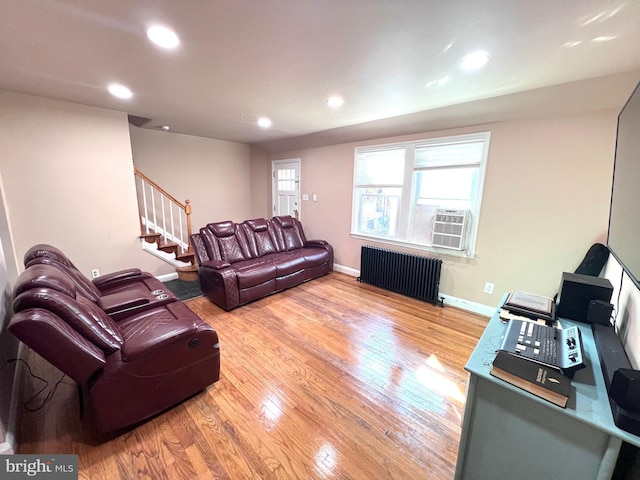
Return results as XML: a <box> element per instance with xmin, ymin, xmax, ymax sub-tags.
<box><xmin>163</xmin><ymin>278</ymin><xmax>203</xmax><ymax>301</ymax></box>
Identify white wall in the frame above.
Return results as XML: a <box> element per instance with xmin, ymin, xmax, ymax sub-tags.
<box><xmin>129</xmin><ymin>127</ymin><xmax>253</xmax><ymax>232</ymax></box>
<box><xmin>0</xmin><ymin>90</ymin><xmax>171</xmax><ymax>277</ymax></box>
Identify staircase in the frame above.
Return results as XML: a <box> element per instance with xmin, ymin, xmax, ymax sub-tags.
<box><xmin>134</xmin><ymin>167</ymin><xmax>198</xmax><ymax>281</ymax></box>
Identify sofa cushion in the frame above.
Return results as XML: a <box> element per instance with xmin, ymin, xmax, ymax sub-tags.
<box><xmin>302</xmin><ymin>248</ymin><xmax>331</xmax><ymax>267</ymax></box>
<box><xmin>9</xmin><ymin>308</ymin><xmax>107</xmax><ymax>385</ymax></box>
<box><xmin>200</xmin><ymin>226</ymin><xmax>221</xmax><ymax>261</ymax></box>
<box><xmin>276</xmin><ymin>270</ymin><xmax>306</xmax><ymax>291</ymax></box>
<box><xmin>245</xmin><ymin>218</ymin><xmax>269</xmax><ymax>232</ymax></box>
<box><xmin>238</xmin><ymin>279</ymin><xmax>276</xmax><ymax>304</ymax></box>
<box><xmin>14</xmin><ymin>264</ymin><xmax>77</xmax><ymax>298</ymax></box>
<box><xmin>13</xmin><ymin>288</ymin><xmax>123</xmax><ymax>353</ymax></box>
<box><xmin>244</xmin><ymin>218</ymin><xmax>281</xmax><ymax>257</ymax></box>
<box><xmin>218</xmin><ymin>235</ymin><xmax>246</xmax><ymax>263</ymax></box>
<box><xmin>24</xmin><ymin>244</ymin><xmax>104</xmax><ymax>301</ymax></box>
<box><xmin>274</xmin><ymin>216</ymin><xmax>294</xmax><ymax>228</ymax></box>
<box><xmin>117</xmin><ymin>302</ymin><xmax>202</xmax><ymax>361</ymax></box>
<box><xmin>209</xmin><ymin>221</ymin><xmax>254</xmax><ymax>263</ymax></box>
<box><xmin>209</xmin><ymin>220</ymin><xmax>236</xmax><ymax>237</ymax></box>
<box><xmin>274</xmin><ymin>216</ymin><xmax>305</xmax><ymax>251</ymax></box>
<box><xmin>234</xmin><ymin>261</ymin><xmax>277</xmax><ymax>289</ymax></box>
<box><xmin>255</xmin><ymin>232</ymin><xmax>278</xmax><ymax>256</ymax></box>
<box><xmin>268</xmin><ymin>252</ymin><xmax>306</xmax><ymax>276</ymax></box>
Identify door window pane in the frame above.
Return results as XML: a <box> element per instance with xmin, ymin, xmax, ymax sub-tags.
<box><xmin>278</xmin><ymin>168</ymin><xmax>296</xmax><ymax>191</ymax></box>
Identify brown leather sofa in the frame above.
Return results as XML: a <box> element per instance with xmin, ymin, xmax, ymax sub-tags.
<box><xmin>191</xmin><ymin>215</ymin><xmax>333</xmax><ymax>310</ymax></box>
<box><xmin>9</xmin><ymin>255</ymin><xmax>220</xmax><ymax>434</ymax></box>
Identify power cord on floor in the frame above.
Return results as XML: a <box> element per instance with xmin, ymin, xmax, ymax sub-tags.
<box><xmin>8</xmin><ymin>358</ymin><xmax>67</xmax><ymax>411</ymax></box>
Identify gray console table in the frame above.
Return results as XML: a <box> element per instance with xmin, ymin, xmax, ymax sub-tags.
<box><xmin>454</xmin><ymin>295</ymin><xmax>640</xmax><ymax>480</ymax></box>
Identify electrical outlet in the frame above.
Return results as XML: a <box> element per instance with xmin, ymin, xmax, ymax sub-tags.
<box><xmin>484</xmin><ymin>282</ymin><xmax>494</xmax><ymax>294</ymax></box>
<box><xmin>91</xmin><ymin>269</ymin><xmax>100</xmax><ymax>279</ymax></box>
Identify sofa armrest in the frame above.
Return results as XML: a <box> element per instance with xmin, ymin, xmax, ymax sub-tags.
<box><xmin>92</xmin><ymin>268</ymin><xmax>149</xmax><ymax>290</ymax></box>
<box><xmin>120</xmin><ymin>320</ymin><xmax>208</xmax><ymax>361</ymax></box>
<box><xmin>198</xmin><ymin>263</ymin><xmax>239</xmax><ymax>310</ymax></box>
<box><xmin>98</xmin><ymin>291</ymin><xmax>150</xmax><ymax>314</ymax></box>
<box><xmin>304</xmin><ymin>240</ymin><xmax>328</xmax><ymax>247</ymax></box>
<box><xmin>119</xmin><ymin>302</ymin><xmax>219</xmax><ymax>363</ymax></box>
<box><xmin>201</xmin><ymin>260</ymin><xmax>232</xmax><ymax>270</ymax></box>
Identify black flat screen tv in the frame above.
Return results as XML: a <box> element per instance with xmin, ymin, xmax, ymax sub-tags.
<box><xmin>608</xmin><ymin>79</ymin><xmax>640</xmax><ymax>289</ymax></box>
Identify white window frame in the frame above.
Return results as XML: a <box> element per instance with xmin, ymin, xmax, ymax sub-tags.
<box><xmin>350</xmin><ymin>132</ymin><xmax>490</xmax><ymax>257</ymax></box>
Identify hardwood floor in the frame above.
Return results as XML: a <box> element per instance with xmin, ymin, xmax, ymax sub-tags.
<box><xmin>17</xmin><ymin>272</ymin><xmax>488</xmax><ymax>479</ymax></box>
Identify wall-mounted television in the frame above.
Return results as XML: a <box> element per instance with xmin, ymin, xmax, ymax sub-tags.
<box><xmin>608</xmin><ymin>79</ymin><xmax>640</xmax><ymax>289</ymax></box>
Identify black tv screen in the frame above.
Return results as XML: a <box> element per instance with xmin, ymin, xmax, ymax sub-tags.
<box><xmin>608</xmin><ymin>79</ymin><xmax>640</xmax><ymax>289</ymax></box>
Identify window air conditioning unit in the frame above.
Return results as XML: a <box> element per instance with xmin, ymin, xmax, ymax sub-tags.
<box><xmin>432</xmin><ymin>209</ymin><xmax>469</xmax><ymax>251</ymax></box>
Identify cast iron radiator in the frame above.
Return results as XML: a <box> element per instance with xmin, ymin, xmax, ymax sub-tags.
<box><xmin>357</xmin><ymin>245</ymin><xmax>443</xmax><ymax>306</ymax></box>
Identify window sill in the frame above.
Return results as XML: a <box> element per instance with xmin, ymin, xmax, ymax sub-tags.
<box><xmin>350</xmin><ymin>233</ymin><xmax>476</xmax><ymax>259</ymax></box>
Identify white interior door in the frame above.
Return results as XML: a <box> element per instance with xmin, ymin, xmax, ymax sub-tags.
<box><xmin>272</xmin><ymin>159</ymin><xmax>301</xmax><ymax>219</ymax></box>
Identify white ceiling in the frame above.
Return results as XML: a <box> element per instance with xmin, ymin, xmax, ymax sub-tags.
<box><xmin>1</xmin><ymin>0</ymin><xmax>640</xmax><ymax>153</ymax></box>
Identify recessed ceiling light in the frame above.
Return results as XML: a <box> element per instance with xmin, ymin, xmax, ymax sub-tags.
<box><xmin>161</xmin><ymin>125</ymin><xmax>170</xmax><ymax>132</ymax></box>
<box><xmin>258</xmin><ymin>117</ymin><xmax>272</xmax><ymax>128</ymax></box>
<box><xmin>326</xmin><ymin>96</ymin><xmax>344</xmax><ymax>108</ymax></box>
<box><xmin>592</xmin><ymin>35</ymin><xmax>618</xmax><ymax>42</ymax></box>
<box><xmin>108</xmin><ymin>83</ymin><xmax>133</xmax><ymax>99</ymax></box>
<box><xmin>437</xmin><ymin>76</ymin><xmax>451</xmax><ymax>87</ymax></box>
<box><xmin>460</xmin><ymin>51</ymin><xmax>490</xmax><ymax>71</ymax></box>
<box><xmin>147</xmin><ymin>25</ymin><xmax>180</xmax><ymax>49</ymax></box>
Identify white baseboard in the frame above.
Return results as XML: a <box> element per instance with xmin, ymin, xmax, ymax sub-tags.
<box><xmin>333</xmin><ymin>264</ymin><xmax>359</xmax><ymax>277</ymax></box>
<box><xmin>156</xmin><ymin>272</ymin><xmax>178</xmax><ymax>282</ymax></box>
<box><xmin>439</xmin><ymin>294</ymin><xmax>494</xmax><ymax>317</ymax></box>
<box><xmin>333</xmin><ymin>263</ymin><xmax>493</xmax><ymax>317</ymax></box>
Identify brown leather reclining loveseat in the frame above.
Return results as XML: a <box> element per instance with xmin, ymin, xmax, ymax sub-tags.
<box><xmin>9</xmin><ymin>245</ymin><xmax>220</xmax><ymax>434</ymax></box>
<box><xmin>191</xmin><ymin>215</ymin><xmax>333</xmax><ymax>310</ymax></box>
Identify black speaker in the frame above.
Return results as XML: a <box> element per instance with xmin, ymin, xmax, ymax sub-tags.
<box><xmin>557</xmin><ymin>272</ymin><xmax>613</xmax><ymax>322</ymax></box>
<box><xmin>586</xmin><ymin>299</ymin><xmax>614</xmax><ymax>326</ymax></box>
<box><xmin>611</xmin><ymin>368</ymin><xmax>640</xmax><ymax>412</ymax></box>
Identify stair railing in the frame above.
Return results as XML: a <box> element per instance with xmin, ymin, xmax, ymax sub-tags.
<box><xmin>134</xmin><ymin>167</ymin><xmax>192</xmax><ymax>255</ymax></box>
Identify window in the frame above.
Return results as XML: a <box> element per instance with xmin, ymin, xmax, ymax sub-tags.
<box><xmin>351</xmin><ymin>132</ymin><xmax>490</xmax><ymax>256</ymax></box>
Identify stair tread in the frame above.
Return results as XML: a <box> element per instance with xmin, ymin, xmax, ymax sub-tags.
<box><xmin>159</xmin><ymin>241</ymin><xmax>179</xmax><ymax>247</ymax></box>
<box><xmin>176</xmin><ymin>265</ymin><xmax>198</xmax><ymax>272</ymax></box>
<box><xmin>140</xmin><ymin>233</ymin><xmax>161</xmax><ymax>244</ymax></box>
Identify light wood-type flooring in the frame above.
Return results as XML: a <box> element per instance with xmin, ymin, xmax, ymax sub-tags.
<box><xmin>17</xmin><ymin>272</ymin><xmax>488</xmax><ymax>479</ymax></box>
